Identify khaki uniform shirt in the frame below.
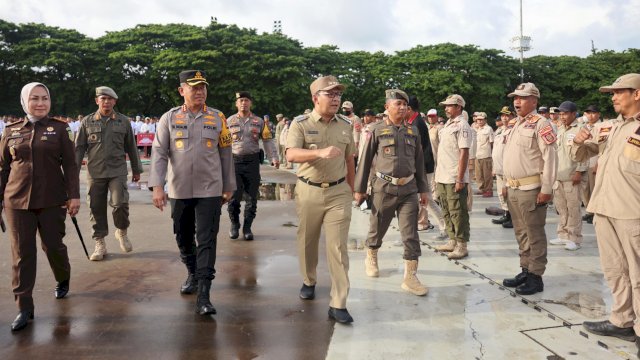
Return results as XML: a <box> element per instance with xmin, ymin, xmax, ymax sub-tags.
<box><xmin>355</xmin><ymin>120</ymin><xmax>428</xmax><ymax>196</ymax></box>
<box><xmin>227</xmin><ymin>113</ymin><xmax>278</xmax><ymax>161</ymax></box>
<box><xmin>556</xmin><ymin>121</ymin><xmax>587</xmax><ymax>181</ymax></box>
<box><xmin>0</xmin><ymin>118</ymin><xmax>79</xmax><ymax>209</ymax></box>
<box><xmin>75</xmin><ymin>111</ymin><xmax>143</xmax><ymax>178</ymax></box>
<box><xmin>492</xmin><ymin>126</ymin><xmax>507</xmax><ymax>175</ymax></box>
<box><xmin>275</xmin><ymin>120</ymin><xmax>285</xmax><ymax>144</ymax></box>
<box><xmin>571</xmin><ymin>113</ymin><xmax>640</xmax><ymax>219</ymax></box>
<box><xmin>434</xmin><ymin>115</ymin><xmax>473</xmax><ymax>184</ymax></box>
<box><xmin>503</xmin><ymin>111</ymin><xmax>557</xmax><ymax>194</ymax></box>
<box><xmin>148</xmin><ymin>105</ymin><xmax>236</xmax><ymax>199</ymax></box>
<box><xmin>476</xmin><ymin>125</ymin><xmax>494</xmax><ymax>159</ymax></box>
<box><xmin>428</xmin><ymin>124</ymin><xmax>441</xmax><ymax>161</ymax></box>
<box><xmin>286</xmin><ymin>110</ymin><xmax>355</xmax><ymax>183</ymax></box>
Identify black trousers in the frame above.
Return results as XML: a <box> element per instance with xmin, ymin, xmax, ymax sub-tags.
<box><xmin>228</xmin><ymin>155</ymin><xmax>260</xmax><ymax>223</ymax></box>
<box><xmin>170</xmin><ymin>197</ymin><xmax>221</xmax><ymax>280</ymax></box>
<box><xmin>5</xmin><ymin>206</ymin><xmax>70</xmax><ymax>311</ymax></box>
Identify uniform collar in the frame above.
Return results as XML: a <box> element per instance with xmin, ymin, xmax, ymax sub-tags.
<box><xmin>94</xmin><ymin>111</ymin><xmax>116</xmax><ymax>120</ymax></box>
<box><xmin>181</xmin><ymin>104</ymin><xmax>208</xmax><ymax>114</ymax></box>
<box><xmin>310</xmin><ymin>109</ymin><xmax>336</xmax><ymax>123</ymax></box>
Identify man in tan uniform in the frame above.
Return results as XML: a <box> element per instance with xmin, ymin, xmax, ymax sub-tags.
<box><xmin>574</xmin><ymin>74</ymin><xmax>640</xmax><ymax>353</ymax></box>
<box><xmin>580</xmin><ymin>105</ymin><xmax>601</xmax><ymax>224</ymax></box>
<box><xmin>342</xmin><ymin>100</ymin><xmax>362</xmax><ymax>155</ymax></box>
<box><xmin>548</xmin><ymin>101</ymin><xmax>587</xmax><ymax>251</ymax></box>
<box><xmin>501</xmin><ymin>83</ymin><xmax>557</xmax><ymax>296</ymax></box>
<box><xmin>434</xmin><ymin>95</ymin><xmax>472</xmax><ymax>259</ymax></box>
<box><xmin>491</xmin><ymin>107</ymin><xmax>514</xmax><ymax>227</ymax></box>
<box><xmin>286</xmin><ymin>75</ymin><xmax>355</xmax><ymax>324</ymax></box>
<box><xmin>475</xmin><ymin>112</ymin><xmax>494</xmax><ymax>197</ymax></box>
<box><xmin>354</xmin><ymin>89</ymin><xmax>429</xmax><ymax>296</ymax></box>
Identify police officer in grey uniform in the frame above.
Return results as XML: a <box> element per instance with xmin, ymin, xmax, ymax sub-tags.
<box><xmin>354</xmin><ymin>89</ymin><xmax>430</xmax><ymax>296</ymax></box>
<box><xmin>75</xmin><ymin>86</ymin><xmax>143</xmax><ymax>261</ymax></box>
<box><xmin>227</xmin><ymin>91</ymin><xmax>278</xmax><ymax>240</ymax></box>
<box><xmin>149</xmin><ymin>70</ymin><xmax>236</xmax><ymax>315</ymax></box>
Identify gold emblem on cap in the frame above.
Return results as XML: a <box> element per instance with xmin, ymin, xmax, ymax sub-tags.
<box><xmin>47</xmin><ymin>126</ymin><xmax>54</xmax><ymax>131</ymax></box>
<box><xmin>517</xmin><ymin>84</ymin><xmax>525</xmax><ymax>90</ymax></box>
<box><xmin>194</xmin><ymin>71</ymin><xmax>204</xmax><ymax>80</ymax></box>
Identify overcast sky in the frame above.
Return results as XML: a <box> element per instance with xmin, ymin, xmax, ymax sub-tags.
<box><xmin>2</xmin><ymin>0</ymin><xmax>638</xmax><ymax>57</ymax></box>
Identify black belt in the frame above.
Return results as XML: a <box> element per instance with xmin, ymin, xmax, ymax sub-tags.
<box><xmin>233</xmin><ymin>153</ymin><xmax>260</xmax><ymax>161</ymax></box>
<box><xmin>298</xmin><ymin>177</ymin><xmax>345</xmax><ymax>188</ymax></box>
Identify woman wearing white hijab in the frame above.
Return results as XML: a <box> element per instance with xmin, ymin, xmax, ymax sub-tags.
<box><xmin>0</xmin><ymin>82</ymin><xmax>80</xmax><ymax>331</ymax></box>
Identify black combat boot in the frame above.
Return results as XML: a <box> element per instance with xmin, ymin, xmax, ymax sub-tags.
<box><xmin>492</xmin><ymin>211</ymin><xmax>510</xmax><ymax>225</ymax></box>
<box><xmin>229</xmin><ymin>215</ymin><xmax>240</xmax><ymax>240</ymax></box>
<box><xmin>243</xmin><ymin>218</ymin><xmax>254</xmax><ymax>241</ymax></box>
<box><xmin>515</xmin><ymin>273</ymin><xmax>544</xmax><ymax>295</ymax></box>
<box><xmin>195</xmin><ymin>279</ymin><xmax>216</xmax><ymax>315</ymax></box>
<box><xmin>180</xmin><ymin>273</ymin><xmax>198</xmax><ymax>294</ymax></box>
<box><xmin>502</xmin><ymin>212</ymin><xmax>513</xmax><ymax>228</ymax></box>
<box><xmin>503</xmin><ymin>268</ymin><xmax>528</xmax><ymax>287</ymax></box>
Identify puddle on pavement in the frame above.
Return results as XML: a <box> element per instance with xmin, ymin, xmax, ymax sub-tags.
<box><xmin>258</xmin><ymin>182</ymin><xmax>296</xmax><ymax>201</ymax></box>
<box><xmin>542</xmin><ymin>291</ymin><xmax>607</xmax><ymax>318</ymax></box>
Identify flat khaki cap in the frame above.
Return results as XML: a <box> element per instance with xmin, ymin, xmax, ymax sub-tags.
<box><xmin>476</xmin><ymin>112</ymin><xmax>487</xmax><ymax>119</ymax></box>
<box><xmin>439</xmin><ymin>94</ymin><xmax>466</xmax><ymax>108</ymax></box>
<box><xmin>385</xmin><ymin>89</ymin><xmax>409</xmax><ymax>103</ymax></box>
<box><xmin>96</xmin><ymin>86</ymin><xmax>118</xmax><ymax>99</ymax></box>
<box><xmin>508</xmin><ymin>83</ymin><xmax>540</xmax><ymax>98</ymax></box>
<box><xmin>599</xmin><ymin>73</ymin><xmax>640</xmax><ymax>92</ymax></box>
<box><xmin>341</xmin><ymin>101</ymin><xmax>354</xmax><ymax>108</ymax></box>
<box><xmin>310</xmin><ymin>75</ymin><xmax>345</xmax><ymax>95</ymax></box>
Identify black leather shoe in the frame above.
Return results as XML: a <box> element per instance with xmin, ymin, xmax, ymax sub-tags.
<box><xmin>503</xmin><ymin>268</ymin><xmax>528</xmax><ymax>288</ymax></box>
<box><xmin>299</xmin><ymin>284</ymin><xmax>315</xmax><ymax>300</ymax></box>
<box><xmin>586</xmin><ymin>216</ymin><xmax>593</xmax><ymax>224</ymax></box>
<box><xmin>229</xmin><ymin>222</ymin><xmax>240</xmax><ymax>239</ymax></box>
<box><xmin>328</xmin><ymin>307</ymin><xmax>353</xmax><ymax>324</ymax></box>
<box><xmin>54</xmin><ymin>279</ymin><xmax>69</xmax><ymax>299</ymax></box>
<box><xmin>502</xmin><ymin>220</ymin><xmax>513</xmax><ymax>228</ymax></box>
<box><xmin>583</xmin><ymin>320</ymin><xmax>636</xmax><ymax>342</ymax></box>
<box><xmin>492</xmin><ymin>215</ymin><xmax>508</xmax><ymax>224</ymax></box>
<box><xmin>11</xmin><ymin>310</ymin><xmax>34</xmax><ymax>331</ymax></box>
<box><xmin>243</xmin><ymin>227</ymin><xmax>254</xmax><ymax>241</ymax></box>
<box><xmin>180</xmin><ymin>273</ymin><xmax>198</xmax><ymax>295</ymax></box>
<box><xmin>515</xmin><ymin>273</ymin><xmax>543</xmax><ymax>295</ymax></box>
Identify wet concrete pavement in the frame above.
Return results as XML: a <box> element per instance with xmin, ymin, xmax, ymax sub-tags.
<box><xmin>0</xmin><ymin>164</ymin><xmax>636</xmax><ymax>359</ymax></box>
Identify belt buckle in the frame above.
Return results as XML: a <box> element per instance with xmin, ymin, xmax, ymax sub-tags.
<box><xmin>320</xmin><ymin>182</ymin><xmax>330</xmax><ymax>188</ymax></box>
<box><xmin>397</xmin><ymin>178</ymin><xmax>405</xmax><ymax>186</ymax></box>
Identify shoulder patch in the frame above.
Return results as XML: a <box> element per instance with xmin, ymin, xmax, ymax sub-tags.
<box><xmin>50</xmin><ymin>117</ymin><xmax>68</xmax><ymax>124</ymax></box>
<box><xmin>294</xmin><ymin>115</ymin><xmax>309</xmax><ymax>122</ymax></box>
<box><xmin>538</xmin><ymin>124</ymin><xmax>557</xmax><ymax>145</ymax></box>
<box><xmin>337</xmin><ymin>114</ymin><xmax>352</xmax><ymax>125</ymax></box>
<box><xmin>6</xmin><ymin>119</ymin><xmax>23</xmax><ymax>126</ymax></box>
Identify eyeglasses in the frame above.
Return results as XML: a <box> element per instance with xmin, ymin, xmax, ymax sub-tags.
<box><xmin>317</xmin><ymin>91</ymin><xmax>343</xmax><ymax>99</ymax></box>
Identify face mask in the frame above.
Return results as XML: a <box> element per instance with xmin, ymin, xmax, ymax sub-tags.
<box><xmin>343</xmin><ymin>110</ymin><xmax>352</xmax><ymax>116</ymax></box>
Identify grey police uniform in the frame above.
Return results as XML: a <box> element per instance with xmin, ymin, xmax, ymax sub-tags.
<box><xmin>75</xmin><ymin>111</ymin><xmax>142</xmax><ymax>240</ymax></box>
<box><xmin>226</xmin><ymin>113</ymin><xmax>277</xmax><ymax>238</ymax></box>
<box><xmin>148</xmin><ymin>104</ymin><xmax>236</xmax><ymax>280</ymax></box>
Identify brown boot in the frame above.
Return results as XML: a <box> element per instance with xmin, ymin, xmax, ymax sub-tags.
<box><xmin>448</xmin><ymin>242</ymin><xmax>468</xmax><ymax>259</ymax></box>
<box><xmin>435</xmin><ymin>239</ymin><xmax>456</xmax><ymax>252</ymax></box>
<box><xmin>401</xmin><ymin>260</ymin><xmax>428</xmax><ymax>296</ymax></box>
<box><xmin>365</xmin><ymin>248</ymin><xmax>379</xmax><ymax>277</ymax></box>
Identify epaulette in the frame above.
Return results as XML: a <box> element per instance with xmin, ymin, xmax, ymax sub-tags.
<box><xmin>294</xmin><ymin>115</ymin><xmax>309</xmax><ymax>122</ymax></box>
<box><xmin>6</xmin><ymin>119</ymin><xmax>24</xmax><ymax>127</ymax></box>
<box><xmin>526</xmin><ymin>113</ymin><xmax>543</xmax><ymax>124</ymax></box>
<box><xmin>336</xmin><ymin>114</ymin><xmax>352</xmax><ymax>125</ymax></box>
<box><xmin>50</xmin><ymin>117</ymin><xmax>68</xmax><ymax>124</ymax></box>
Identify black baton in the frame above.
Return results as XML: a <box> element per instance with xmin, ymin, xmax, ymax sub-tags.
<box><xmin>71</xmin><ymin>216</ymin><xmax>89</xmax><ymax>259</ymax></box>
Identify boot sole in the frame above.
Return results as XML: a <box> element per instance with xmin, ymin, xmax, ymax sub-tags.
<box><xmin>401</xmin><ymin>283</ymin><xmax>428</xmax><ymax>296</ymax></box>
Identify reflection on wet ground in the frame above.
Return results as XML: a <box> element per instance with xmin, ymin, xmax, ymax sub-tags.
<box><xmin>258</xmin><ymin>183</ymin><xmax>296</xmax><ymax>201</ymax></box>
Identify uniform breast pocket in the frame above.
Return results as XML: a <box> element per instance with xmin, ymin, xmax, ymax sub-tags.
<box><xmin>87</xmin><ymin>126</ymin><xmax>102</xmax><ymax>144</ymax></box>
<box><xmin>202</xmin><ymin>129</ymin><xmax>219</xmax><ymax>151</ymax></box>
<box><xmin>405</xmin><ymin>137</ymin><xmax>416</xmax><ymax>156</ymax></box>
<box><xmin>516</xmin><ymin>131</ymin><xmax>535</xmax><ymax>148</ymax></box>
<box><xmin>622</xmin><ymin>142</ymin><xmax>640</xmax><ymax>176</ymax></box>
<box><xmin>229</xmin><ymin>126</ymin><xmax>242</xmax><ymax>142</ymax></box>
<box><xmin>172</xmin><ymin>129</ymin><xmax>189</xmax><ymax>152</ymax></box>
<box><xmin>380</xmin><ymin>138</ymin><xmax>396</xmax><ymax>158</ymax></box>
<box><xmin>304</xmin><ymin>135</ymin><xmax>322</xmax><ymax>149</ymax></box>
<box><xmin>7</xmin><ymin>136</ymin><xmax>28</xmax><ymax>159</ymax></box>
<box><xmin>112</xmin><ymin>126</ymin><xmax>127</xmax><ymax>145</ymax></box>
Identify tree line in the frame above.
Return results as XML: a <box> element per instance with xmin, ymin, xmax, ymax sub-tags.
<box><xmin>1</xmin><ymin>19</ymin><xmax>638</xmax><ymax>122</ymax></box>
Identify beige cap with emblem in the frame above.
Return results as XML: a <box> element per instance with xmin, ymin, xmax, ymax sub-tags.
<box><xmin>310</xmin><ymin>75</ymin><xmax>345</xmax><ymax>95</ymax></box>
<box><xmin>95</xmin><ymin>86</ymin><xmax>118</xmax><ymax>99</ymax></box>
<box><xmin>507</xmin><ymin>83</ymin><xmax>540</xmax><ymax>98</ymax></box>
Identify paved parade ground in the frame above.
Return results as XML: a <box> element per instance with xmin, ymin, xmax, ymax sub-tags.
<box><xmin>0</xmin><ymin>164</ymin><xmax>636</xmax><ymax>360</ymax></box>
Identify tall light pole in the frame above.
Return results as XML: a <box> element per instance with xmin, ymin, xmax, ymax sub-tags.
<box><xmin>273</xmin><ymin>20</ymin><xmax>282</xmax><ymax>34</ymax></box>
<box><xmin>510</xmin><ymin>0</ymin><xmax>532</xmax><ymax>82</ymax></box>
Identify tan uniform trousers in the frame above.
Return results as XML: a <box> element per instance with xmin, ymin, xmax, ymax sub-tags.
<box><xmin>475</xmin><ymin>158</ymin><xmax>493</xmax><ymax>193</ymax></box>
<box><xmin>295</xmin><ymin>180</ymin><xmax>351</xmax><ymax>309</ymax></box>
<box><xmin>418</xmin><ymin>173</ymin><xmax>446</xmax><ymax>231</ymax></box>
<box><xmin>594</xmin><ymin>214</ymin><xmax>640</xmax><ymax>334</ymax></box>
<box><xmin>507</xmin><ymin>188</ymin><xmax>548</xmax><ymax>275</ymax></box>
<box><xmin>496</xmin><ymin>174</ymin><xmax>508</xmax><ymax>211</ymax></box>
<box><xmin>87</xmin><ymin>174</ymin><xmax>130</xmax><ymax>240</ymax></box>
<box><xmin>554</xmin><ymin>180</ymin><xmax>583</xmax><ymax>244</ymax></box>
<box><xmin>6</xmin><ymin>207</ymin><xmax>70</xmax><ymax>311</ymax></box>
<box><xmin>582</xmin><ymin>167</ymin><xmax>596</xmax><ymax>211</ymax></box>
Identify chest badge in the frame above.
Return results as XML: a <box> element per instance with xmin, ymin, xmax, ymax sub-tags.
<box><xmin>176</xmin><ymin>140</ymin><xmax>184</xmax><ymax>149</ymax></box>
<box><xmin>176</xmin><ymin>131</ymin><xmax>183</xmax><ymax>137</ymax></box>
<box><xmin>206</xmin><ymin>140</ymin><xmax>213</xmax><ymax>148</ymax></box>
<box><xmin>9</xmin><ymin>147</ymin><xmax>15</xmax><ymax>157</ymax></box>
<box><xmin>89</xmin><ymin>134</ymin><xmax>98</xmax><ymax>142</ymax></box>
<box><xmin>41</xmin><ymin>136</ymin><xmax>48</xmax><ymax>141</ymax></box>
<box><xmin>47</xmin><ymin>126</ymin><xmax>54</xmax><ymax>132</ymax></box>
